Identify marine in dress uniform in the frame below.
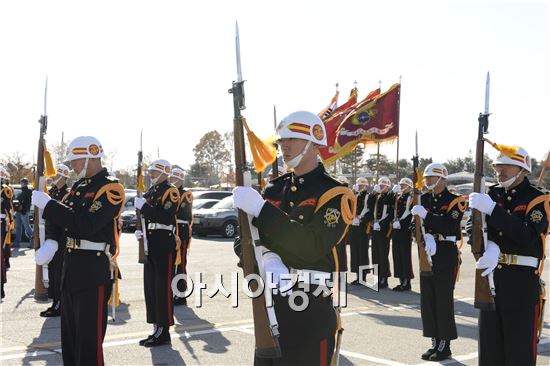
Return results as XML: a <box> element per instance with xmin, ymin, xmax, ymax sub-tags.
<box><xmin>469</xmin><ymin>144</ymin><xmax>549</xmax><ymax>366</ymax></box>
<box><xmin>39</xmin><ymin>164</ymin><xmax>71</xmax><ymax>317</ymax></box>
<box><xmin>349</xmin><ymin>177</ymin><xmax>371</xmax><ymax>285</ymax></box>
<box><xmin>388</xmin><ymin>178</ymin><xmax>414</xmax><ymax>291</ymax></box>
<box><xmin>365</xmin><ymin>176</ymin><xmax>393</xmax><ymax>289</ymax></box>
<box><xmin>32</xmin><ymin>136</ymin><xmax>125</xmax><ymax>366</ymax></box>
<box><xmin>411</xmin><ymin>163</ymin><xmax>466</xmax><ymax>361</ymax></box>
<box><xmin>233</xmin><ymin>111</ymin><xmax>355</xmax><ymax>366</ymax></box>
<box><xmin>170</xmin><ymin>167</ymin><xmax>192</xmax><ymax>306</ymax></box>
<box><xmin>1</xmin><ymin>167</ymin><xmax>14</xmax><ymax>300</ymax></box>
<box><xmin>134</xmin><ymin>159</ymin><xmax>180</xmax><ymax>347</ymax></box>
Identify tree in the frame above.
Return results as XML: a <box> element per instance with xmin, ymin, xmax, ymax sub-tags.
<box><xmin>364</xmin><ymin>153</ymin><xmax>395</xmax><ymax>178</ymax></box>
<box><xmin>1</xmin><ymin>152</ymin><xmax>33</xmax><ymax>184</ymax></box>
<box><xmin>338</xmin><ymin>144</ymin><xmax>366</xmax><ymax>181</ymax></box>
<box><xmin>193</xmin><ymin>131</ymin><xmax>231</xmax><ymax>186</ymax></box>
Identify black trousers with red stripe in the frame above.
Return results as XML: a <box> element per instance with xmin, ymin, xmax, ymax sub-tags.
<box><xmin>61</xmin><ymin>282</ymin><xmax>112</xmax><ymax>366</ymax></box>
<box><xmin>174</xmin><ymin>224</ymin><xmax>190</xmax><ymax>295</ymax></box>
<box><xmin>144</xmin><ymin>253</ymin><xmax>174</xmax><ymax>327</ymax></box>
<box><xmin>254</xmin><ymin>292</ymin><xmax>336</xmax><ymax>366</ymax></box>
<box><xmin>478</xmin><ymin>266</ymin><xmax>541</xmax><ymax>366</ymax></box>
<box><xmin>391</xmin><ymin>228</ymin><xmax>414</xmax><ymax>280</ymax></box>
<box><xmin>349</xmin><ymin>223</ymin><xmax>370</xmax><ymax>280</ymax></box>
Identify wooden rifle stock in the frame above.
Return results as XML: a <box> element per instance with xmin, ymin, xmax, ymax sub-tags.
<box><xmin>412</xmin><ymin>155</ymin><xmax>432</xmax><ymax>276</ymax></box>
<box><xmin>33</xmin><ymin>115</ymin><xmax>48</xmax><ymax>300</ymax></box>
<box><xmin>136</xmin><ymin>148</ymin><xmax>146</xmax><ymax>264</ymax></box>
<box><xmin>471</xmin><ymin>113</ymin><xmax>495</xmax><ymax>310</ymax></box>
<box><xmin>231</xmin><ymin>80</ymin><xmax>281</xmax><ymax>358</ymax></box>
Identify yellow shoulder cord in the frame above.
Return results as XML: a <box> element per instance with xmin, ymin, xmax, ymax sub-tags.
<box><xmin>447</xmin><ymin>196</ymin><xmax>467</xmax><ymax>283</ymax></box>
<box><xmin>313</xmin><ymin>186</ymin><xmax>355</xmax><ymax>366</ymax></box>
<box><xmin>162</xmin><ymin>188</ymin><xmax>182</xmax><ymax>269</ymax></box>
<box><xmin>94</xmin><ymin>183</ymin><xmax>125</xmax><ymax>311</ymax></box>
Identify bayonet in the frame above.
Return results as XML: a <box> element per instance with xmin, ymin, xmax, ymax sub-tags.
<box><xmin>235</xmin><ymin>21</ymin><xmax>243</xmax><ymax>83</ymax></box>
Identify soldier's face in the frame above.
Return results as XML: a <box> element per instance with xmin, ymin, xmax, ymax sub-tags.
<box><xmin>279</xmin><ymin>138</ymin><xmax>308</xmax><ymax>161</ymax></box>
<box><xmin>70</xmin><ymin>158</ymin><xmax>86</xmax><ymax>174</ymax></box>
<box><xmin>493</xmin><ymin>164</ymin><xmax>522</xmax><ymax>181</ymax></box>
<box><xmin>399</xmin><ymin>183</ymin><xmax>410</xmax><ymax>192</ymax></box>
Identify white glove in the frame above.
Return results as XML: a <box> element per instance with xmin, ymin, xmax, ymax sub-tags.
<box><xmin>35</xmin><ymin>239</ymin><xmax>58</xmax><ymax>265</ymax></box>
<box><xmin>232</xmin><ymin>186</ymin><xmax>266</xmax><ymax>217</ymax></box>
<box><xmin>424</xmin><ymin>233</ymin><xmax>437</xmax><ymax>256</ymax></box>
<box><xmin>32</xmin><ymin>191</ymin><xmax>51</xmax><ymax>210</ymax></box>
<box><xmin>352</xmin><ymin>217</ymin><xmax>360</xmax><ymax>226</ymax></box>
<box><xmin>393</xmin><ymin>220</ymin><xmax>401</xmax><ymax>230</ymax></box>
<box><xmin>373</xmin><ymin>222</ymin><xmax>381</xmax><ymax>231</ymax></box>
<box><xmin>469</xmin><ymin>193</ymin><xmax>496</xmax><ymax>215</ymax></box>
<box><xmin>476</xmin><ymin>240</ymin><xmax>500</xmax><ymax>277</ymax></box>
<box><xmin>373</xmin><ymin>184</ymin><xmax>381</xmax><ymax>193</ymax></box>
<box><xmin>411</xmin><ymin>205</ymin><xmax>427</xmax><ymax>219</ymax></box>
<box><xmin>392</xmin><ymin>184</ymin><xmax>401</xmax><ymax>194</ymax></box>
<box><xmin>263</xmin><ymin>252</ymin><xmax>292</xmax><ymax>296</ymax></box>
<box><xmin>134</xmin><ymin>230</ymin><xmax>143</xmax><ymax>240</ymax></box>
<box><xmin>134</xmin><ymin>197</ymin><xmax>146</xmax><ymax>210</ymax></box>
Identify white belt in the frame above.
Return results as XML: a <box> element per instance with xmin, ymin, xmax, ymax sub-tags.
<box><xmin>435</xmin><ymin>234</ymin><xmax>456</xmax><ymax>242</ymax></box>
<box><xmin>498</xmin><ymin>253</ymin><xmax>539</xmax><ymax>268</ymax></box>
<box><xmin>176</xmin><ymin>220</ymin><xmax>190</xmax><ymax>225</ymax></box>
<box><xmin>66</xmin><ymin>237</ymin><xmax>108</xmax><ymax>251</ymax></box>
<box><xmin>291</xmin><ymin>269</ymin><xmax>332</xmax><ymax>287</ymax></box>
<box><xmin>147</xmin><ymin>223</ymin><xmax>174</xmax><ymax>231</ymax></box>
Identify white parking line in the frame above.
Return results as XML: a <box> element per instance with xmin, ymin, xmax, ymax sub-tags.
<box><xmin>339</xmin><ymin>350</ymin><xmax>409</xmax><ymax>366</ymax></box>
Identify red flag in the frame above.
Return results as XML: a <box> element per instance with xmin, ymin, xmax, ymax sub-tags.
<box><xmin>318</xmin><ymin>88</ymin><xmax>358</xmax><ymax>164</ymax></box>
<box><xmin>335</xmin><ymin>84</ymin><xmax>400</xmax><ymax>158</ymax></box>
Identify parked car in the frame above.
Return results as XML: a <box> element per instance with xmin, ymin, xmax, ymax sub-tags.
<box><xmin>192</xmin><ymin>198</ymin><xmax>220</xmax><ymax>210</ymax></box>
<box><xmin>120</xmin><ymin>210</ymin><xmax>137</xmax><ymax>232</ymax></box>
<box><xmin>193</xmin><ymin>195</ymin><xmax>238</xmax><ymax>238</ymax></box>
<box><xmin>192</xmin><ymin>190</ymin><xmax>232</xmax><ymax>201</ymax></box>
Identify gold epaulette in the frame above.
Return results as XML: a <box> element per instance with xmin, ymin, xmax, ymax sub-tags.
<box><xmin>314</xmin><ymin>186</ymin><xmax>356</xmax><ymax>225</ymax></box>
<box><xmin>448</xmin><ymin>195</ymin><xmax>468</xmax><ymax>213</ymax></box>
<box><xmin>94</xmin><ymin>182</ymin><xmax>126</xmax><ymax>218</ymax></box>
<box><xmin>2</xmin><ymin>186</ymin><xmax>13</xmax><ymax>199</ymax></box>
<box><xmin>162</xmin><ymin>187</ymin><xmax>180</xmax><ymax>205</ymax></box>
<box><xmin>181</xmin><ymin>191</ymin><xmax>193</xmax><ymax>205</ymax></box>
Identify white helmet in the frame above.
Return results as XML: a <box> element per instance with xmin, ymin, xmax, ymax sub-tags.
<box><xmin>398</xmin><ymin>177</ymin><xmax>413</xmax><ymax>188</ymax></box>
<box><xmin>492</xmin><ymin>146</ymin><xmax>531</xmax><ymax>173</ymax></box>
<box><xmin>149</xmin><ymin>159</ymin><xmax>172</xmax><ymax>175</ymax></box>
<box><xmin>275</xmin><ymin>111</ymin><xmax>327</xmax><ymax>146</ymax></box>
<box><xmin>55</xmin><ymin>164</ymin><xmax>70</xmax><ymax>178</ymax></box>
<box><xmin>171</xmin><ymin>167</ymin><xmax>185</xmax><ymax>181</ymax></box>
<box><xmin>423</xmin><ymin>163</ymin><xmax>448</xmax><ymax>178</ymax></box>
<box><xmin>0</xmin><ymin>167</ymin><xmax>10</xmax><ymax>180</ymax></box>
<box><xmin>356</xmin><ymin>177</ymin><xmax>368</xmax><ymax>186</ymax></box>
<box><xmin>67</xmin><ymin>136</ymin><xmax>105</xmax><ymax>161</ymax></box>
<box><xmin>378</xmin><ymin>176</ymin><xmax>391</xmax><ymax>187</ymax></box>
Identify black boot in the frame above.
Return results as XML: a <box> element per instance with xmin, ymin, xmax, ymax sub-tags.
<box><xmin>392</xmin><ymin>278</ymin><xmax>404</xmax><ymax>291</ymax></box>
<box><xmin>42</xmin><ymin>300</ymin><xmax>61</xmax><ymax>317</ymax></box>
<box><xmin>174</xmin><ymin>296</ymin><xmax>187</xmax><ymax>306</ymax></box>
<box><xmin>139</xmin><ymin>325</ymin><xmax>157</xmax><ymax>346</ymax></box>
<box><xmin>429</xmin><ymin>339</ymin><xmax>451</xmax><ymax>361</ymax></box>
<box><xmin>400</xmin><ymin>278</ymin><xmax>411</xmax><ymax>291</ymax></box>
<box><xmin>378</xmin><ymin>277</ymin><xmax>388</xmax><ymax>289</ymax></box>
<box><xmin>421</xmin><ymin>338</ymin><xmax>438</xmax><ymax>360</ymax></box>
<box><xmin>143</xmin><ymin>326</ymin><xmax>171</xmax><ymax>347</ymax></box>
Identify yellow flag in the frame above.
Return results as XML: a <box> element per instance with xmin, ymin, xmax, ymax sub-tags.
<box><xmin>137</xmin><ymin>174</ymin><xmax>146</xmax><ymax>192</ymax></box>
<box><xmin>242</xmin><ymin>118</ymin><xmax>277</xmax><ymax>173</ymax></box>
<box><xmin>44</xmin><ymin>142</ymin><xmax>57</xmax><ymax>177</ymax></box>
<box><xmin>484</xmin><ymin>139</ymin><xmax>519</xmax><ymax>158</ymax></box>
<box><xmin>415</xmin><ymin>168</ymin><xmax>424</xmax><ymax>190</ymax></box>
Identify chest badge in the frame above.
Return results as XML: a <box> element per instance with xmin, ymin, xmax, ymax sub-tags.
<box><xmin>89</xmin><ymin>200</ymin><xmax>102</xmax><ymax>213</ymax></box>
<box><xmin>451</xmin><ymin>210</ymin><xmax>459</xmax><ymax>219</ymax></box>
<box><xmin>530</xmin><ymin>209</ymin><xmax>543</xmax><ymax>224</ymax></box>
<box><xmin>324</xmin><ymin>208</ymin><xmax>341</xmax><ymax>227</ymax></box>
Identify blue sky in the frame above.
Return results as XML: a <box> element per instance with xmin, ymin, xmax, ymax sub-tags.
<box><xmin>1</xmin><ymin>0</ymin><xmax>548</xmax><ymax>171</ymax></box>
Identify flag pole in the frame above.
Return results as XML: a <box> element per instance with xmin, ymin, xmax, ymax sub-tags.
<box><xmin>376</xmin><ymin>142</ymin><xmax>380</xmax><ymax>182</ymax></box>
<box><xmin>395</xmin><ymin>75</ymin><xmax>402</xmax><ymax>180</ymax></box>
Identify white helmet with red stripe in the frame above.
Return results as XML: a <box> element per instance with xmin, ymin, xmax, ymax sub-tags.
<box><xmin>56</xmin><ymin>164</ymin><xmax>70</xmax><ymax>178</ymax></box>
<box><xmin>423</xmin><ymin>163</ymin><xmax>448</xmax><ymax>179</ymax></box>
<box><xmin>275</xmin><ymin>111</ymin><xmax>327</xmax><ymax>146</ymax></box>
<box><xmin>171</xmin><ymin>167</ymin><xmax>185</xmax><ymax>181</ymax></box>
<box><xmin>0</xmin><ymin>167</ymin><xmax>10</xmax><ymax>180</ymax></box>
<box><xmin>67</xmin><ymin>136</ymin><xmax>105</xmax><ymax>161</ymax></box>
<box><xmin>398</xmin><ymin>177</ymin><xmax>413</xmax><ymax>188</ymax></box>
<box><xmin>493</xmin><ymin>146</ymin><xmax>531</xmax><ymax>173</ymax></box>
<box><xmin>149</xmin><ymin>159</ymin><xmax>172</xmax><ymax>175</ymax></box>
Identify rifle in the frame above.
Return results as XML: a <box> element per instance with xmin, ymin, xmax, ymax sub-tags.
<box><xmin>136</xmin><ymin>130</ymin><xmax>147</xmax><ymax>264</ymax></box>
<box><xmin>471</xmin><ymin>72</ymin><xmax>495</xmax><ymax>310</ymax></box>
<box><xmin>229</xmin><ymin>21</ymin><xmax>281</xmax><ymax>359</ymax></box>
<box><xmin>412</xmin><ymin>131</ymin><xmax>433</xmax><ymax>275</ymax></box>
<box><xmin>271</xmin><ymin>105</ymin><xmax>278</xmax><ymax>178</ymax></box>
<box><xmin>33</xmin><ymin>78</ymin><xmax>50</xmax><ymax>300</ymax></box>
